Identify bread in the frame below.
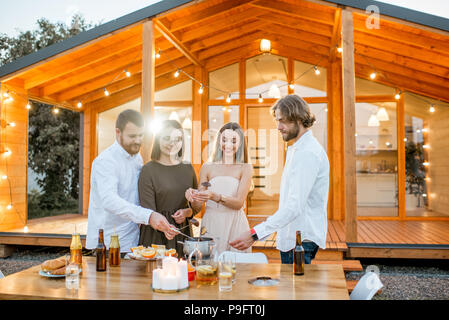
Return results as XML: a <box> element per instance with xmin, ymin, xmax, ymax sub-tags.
<box><xmin>41</xmin><ymin>257</ymin><xmax>66</xmax><ymax>272</ymax></box>
<box><xmin>50</xmin><ymin>266</ymin><xmax>66</xmax><ymax>275</ymax></box>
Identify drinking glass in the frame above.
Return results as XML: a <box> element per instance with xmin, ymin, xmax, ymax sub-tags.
<box><xmin>65</xmin><ymin>254</ymin><xmax>80</xmax><ymax>290</ymax></box>
<box><xmin>218</xmin><ymin>260</ymin><xmax>233</xmax><ymax>292</ymax></box>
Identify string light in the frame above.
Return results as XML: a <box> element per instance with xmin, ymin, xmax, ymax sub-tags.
<box><xmin>370</xmin><ymin>71</ymin><xmax>377</xmax><ymax>79</ymax></box>
<box><xmin>77</xmin><ymin>101</ymin><xmax>82</xmax><ymax>108</ymax></box>
<box><xmin>226</xmin><ymin>94</ymin><xmax>231</xmax><ymax>103</ymax></box>
<box><xmin>3</xmin><ymin>91</ymin><xmax>9</xmax><ymax>98</ymax></box>
<box><xmin>155</xmin><ymin>49</ymin><xmax>161</xmax><ymax>59</ymax></box>
<box><xmin>423</xmin><ymin>162</ymin><xmax>429</xmax><ymax>166</ymax></box>
<box><xmin>8</xmin><ymin>122</ymin><xmax>16</xmax><ymax>127</ymax></box>
<box><xmin>174</xmin><ymin>69</ymin><xmax>180</xmax><ymax>78</ymax></box>
<box><xmin>104</xmin><ymin>88</ymin><xmax>109</xmax><ymax>96</ymax></box>
<box><xmin>337</xmin><ymin>46</ymin><xmax>343</xmax><ymax>53</ymax></box>
<box><xmin>289</xmin><ymin>83</ymin><xmax>295</xmax><ymax>90</ymax></box>
<box><xmin>423</xmin><ymin>144</ymin><xmax>430</xmax><ymax>149</ymax></box>
<box><xmin>429</xmin><ymin>104</ymin><xmax>435</xmax><ymax>113</ymax></box>
<box><xmin>4</xmin><ymin>149</ymin><xmax>11</xmax><ymax>156</ymax></box>
<box><xmin>314</xmin><ymin>66</ymin><xmax>320</xmax><ymax>75</ymax></box>
<box><xmin>395</xmin><ymin>91</ymin><xmax>402</xmax><ymax>100</ymax></box>
<box><xmin>1</xmin><ymin>175</ymin><xmax>7</xmax><ymax>180</ymax></box>
<box><xmin>258</xmin><ymin>94</ymin><xmax>263</xmax><ymax>103</ymax></box>
<box><xmin>26</xmin><ymin>103</ymin><xmax>31</xmax><ymax>110</ymax></box>
<box><xmin>125</xmin><ymin>69</ymin><xmax>131</xmax><ymax>77</ymax></box>
<box><xmin>53</xmin><ymin>108</ymin><xmax>59</xmax><ymax>114</ymax></box>
<box><xmin>6</xmin><ymin>204</ymin><xmax>12</xmax><ymax>210</ymax></box>
<box><xmin>23</xmin><ymin>225</ymin><xmax>29</xmax><ymax>233</ymax></box>
<box><xmin>198</xmin><ymin>85</ymin><xmax>204</xmax><ymax>94</ymax></box>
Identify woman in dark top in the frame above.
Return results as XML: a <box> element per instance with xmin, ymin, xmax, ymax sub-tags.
<box><xmin>138</xmin><ymin>120</ymin><xmax>202</xmax><ymax>257</ymax></box>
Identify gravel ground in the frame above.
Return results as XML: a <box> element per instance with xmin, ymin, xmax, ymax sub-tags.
<box><xmin>346</xmin><ymin>258</ymin><xmax>449</xmax><ymax>300</ymax></box>
<box><xmin>1</xmin><ymin>247</ymin><xmax>449</xmax><ymax>300</ymax></box>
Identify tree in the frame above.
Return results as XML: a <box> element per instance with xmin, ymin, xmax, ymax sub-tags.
<box><xmin>1</xmin><ymin>14</ymin><xmax>96</xmax><ymax>215</ymax></box>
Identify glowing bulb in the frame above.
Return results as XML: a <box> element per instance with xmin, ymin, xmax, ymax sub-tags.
<box><xmin>125</xmin><ymin>70</ymin><xmax>131</xmax><ymax>77</ymax></box>
<box><xmin>6</xmin><ymin>204</ymin><xmax>12</xmax><ymax>210</ymax></box>
<box><xmin>4</xmin><ymin>149</ymin><xmax>11</xmax><ymax>156</ymax></box>
<box><xmin>8</xmin><ymin>122</ymin><xmax>16</xmax><ymax>127</ymax></box>
<box><xmin>337</xmin><ymin>47</ymin><xmax>343</xmax><ymax>53</ymax></box>
<box><xmin>198</xmin><ymin>85</ymin><xmax>204</xmax><ymax>94</ymax></box>
<box><xmin>104</xmin><ymin>88</ymin><xmax>109</xmax><ymax>96</ymax></box>
<box><xmin>77</xmin><ymin>101</ymin><xmax>82</xmax><ymax>108</ymax></box>
<box><xmin>314</xmin><ymin>66</ymin><xmax>320</xmax><ymax>75</ymax></box>
<box><xmin>370</xmin><ymin>72</ymin><xmax>377</xmax><ymax>79</ymax></box>
<box><xmin>226</xmin><ymin>94</ymin><xmax>231</xmax><ymax>103</ymax></box>
<box><xmin>149</xmin><ymin>118</ymin><xmax>163</xmax><ymax>134</ymax></box>
<box><xmin>421</xmin><ymin>128</ymin><xmax>428</xmax><ymax>133</ymax></box>
<box><xmin>1</xmin><ymin>175</ymin><xmax>7</xmax><ymax>180</ymax></box>
<box><xmin>23</xmin><ymin>226</ymin><xmax>29</xmax><ymax>233</ymax></box>
<box><xmin>222</xmin><ymin>107</ymin><xmax>227</xmax><ymax>111</ymax></box>
<box><xmin>426</xmin><ymin>177</ymin><xmax>431</xmax><ymax>182</ymax></box>
<box><xmin>325</xmin><ymin>108</ymin><xmax>328</xmax><ymax>112</ymax></box>
<box><xmin>423</xmin><ymin>162</ymin><xmax>429</xmax><ymax>166</ymax></box>
<box><xmin>155</xmin><ymin>50</ymin><xmax>161</xmax><ymax>59</ymax></box>
<box><xmin>3</xmin><ymin>91</ymin><xmax>9</xmax><ymax>98</ymax></box>
<box><xmin>289</xmin><ymin>83</ymin><xmax>295</xmax><ymax>90</ymax></box>
<box><xmin>423</xmin><ymin>144</ymin><xmax>430</xmax><ymax>149</ymax></box>
<box><xmin>429</xmin><ymin>105</ymin><xmax>435</xmax><ymax>113</ymax></box>
<box><xmin>53</xmin><ymin>108</ymin><xmax>59</xmax><ymax>114</ymax></box>
<box><xmin>395</xmin><ymin>93</ymin><xmax>401</xmax><ymax>100</ymax></box>
<box><xmin>26</xmin><ymin>103</ymin><xmax>31</xmax><ymax>109</ymax></box>
<box><xmin>174</xmin><ymin>69</ymin><xmax>180</xmax><ymax>78</ymax></box>
<box><xmin>258</xmin><ymin>94</ymin><xmax>263</xmax><ymax>103</ymax></box>
<box><xmin>404</xmin><ymin>138</ymin><xmax>408</xmax><ymax>142</ymax></box>
<box><xmin>355</xmin><ymin>133</ymin><xmax>358</xmax><ymax>137</ymax></box>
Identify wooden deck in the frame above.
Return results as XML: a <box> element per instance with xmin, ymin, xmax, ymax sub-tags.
<box><xmin>0</xmin><ymin>215</ymin><xmax>448</xmax><ymax>259</ymax></box>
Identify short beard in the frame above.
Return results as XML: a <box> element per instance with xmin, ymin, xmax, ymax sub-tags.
<box><xmin>119</xmin><ymin>135</ymin><xmax>140</xmax><ymax>155</ymax></box>
<box><xmin>283</xmin><ymin>122</ymin><xmax>300</xmax><ymax>142</ymax></box>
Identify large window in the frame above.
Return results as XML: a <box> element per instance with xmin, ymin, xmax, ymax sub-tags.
<box><xmin>293</xmin><ymin>60</ymin><xmax>327</xmax><ymax>97</ymax></box>
<box><xmin>355</xmin><ymin>102</ymin><xmax>398</xmax><ymax>217</ymax></box>
<box><xmin>404</xmin><ymin>93</ymin><xmax>449</xmax><ymax>217</ymax></box>
<box><xmin>209</xmin><ymin>63</ymin><xmax>239</xmax><ymax>100</ymax></box>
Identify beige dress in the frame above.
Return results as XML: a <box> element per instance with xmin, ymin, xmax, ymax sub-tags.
<box><xmin>201</xmin><ymin>176</ymin><xmax>251</xmax><ymax>254</ymax></box>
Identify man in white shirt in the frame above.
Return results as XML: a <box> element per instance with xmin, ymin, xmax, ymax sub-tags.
<box><xmin>86</xmin><ymin>109</ymin><xmax>178</xmax><ymax>253</ymax></box>
<box><xmin>230</xmin><ymin>95</ymin><xmax>329</xmax><ymax>264</ymax></box>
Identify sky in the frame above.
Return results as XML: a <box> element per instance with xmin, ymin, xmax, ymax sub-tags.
<box><xmin>0</xmin><ymin>0</ymin><xmax>448</xmax><ymax>37</ymax></box>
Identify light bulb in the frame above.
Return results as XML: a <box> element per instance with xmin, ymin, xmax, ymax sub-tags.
<box><xmin>155</xmin><ymin>50</ymin><xmax>161</xmax><ymax>59</ymax></box>
<box><xmin>4</xmin><ymin>149</ymin><xmax>11</xmax><ymax>156</ymax></box>
<box><xmin>395</xmin><ymin>92</ymin><xmax>401</xmax><ymax>100</ymax></box>
<box><xmin>429</xmin><ymin>105</ymin><xmax>435</xmax><ymax>113</ymax></box>
<box><xmin>23</xmin><ymin>226</ymin><xmax>29</xmax><ymax>233</ymax></box>
<box><xmin>258</xmin><ymin>94</ymin><xmax>263</xmax><ymax>103</ymax></box>
<box><xmin>423</xmin><ymin>144</ymin><xmax>430</xmax><ymax>149</ymax></box>
<box><xmin>423</xmin><ymin>162</ymin><xmax>429</xmax><ymax>166</ymax></box>
<box><xmin>222</xmin><ymin>107</ymin><xmax>227</xmax><ymax>111</ymax></box>
<box><xmin>370</xmin><ymin>72</ymin><xmax>377</xmax><ymax>79</ymax></box>
<box><xmin>53</xmin><ymin>108</ymin><xmax>59</xmax><ymax>114</ymax></box>
<box><xmin>337</xmin><ymin>47</ymin><xmax>343</xmax><ymax>53</ymax></box>
<box><xmin>3</xmin><ymin>91</ymin><xmax>9</xmax><ymax>98</ymax></box>
<box><xmin>77</xmin><ymin>101</ymin><xmax>82</xmax><ymax>108</ymax></box>
<box><xmin>198</xmin><ymin>85</ymin><xmax>204</xmax><ymax>94</ymax></box>
<box><xmin>174</xmin><ymin>69</ymin><xmax>180</xmax><ymax>78</ymax></box>
<box><xmin>314</xmin><ymin>66</ymin><xmax>320</xmax><ymax>75</ymax></box>
<box><xmin>6</xmin><ymin>204</ymin><xmax>12</xmax><ymax>210</ymax></box>
<box><xmin>226</xmin><ymin>94</ymin><xmax>231</xmax><ymax>103</ymax></box>
<box><xmin>1</xmin><ymin>175</ymin><xmax>7</xmax><ymax>180</ymax></box>
<box><xmin>289</xmin><ymin>83</ymin><xmax>295</xmax><ymax>90</ymax></box>
<box><xmin>26</xmin><ymin>103</ymin><xmax>31</xmax><ymax>110</ymax></box>
<box><xmin>104</xmin><ymin>88</ymin><xmax>109</xmax><ymax>96</ymax></box>
<box><xmin>8</xmin><ymin>122</ymin><xmax>16</xmax><ymax>127</ymax></box>
<box><xmin>125</xmin><ymin>70</ymin><xmax>131</xmax><ymax>77</ymax></box>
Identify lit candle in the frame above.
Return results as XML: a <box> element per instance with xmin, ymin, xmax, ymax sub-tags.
<box><xmin>162</xmin><ymin>274</ymin><xmax>178</xmax><ymax>291</ymax></box>
<box><xmin>152</xmin><ymin>269</ymin><xmax>161</xmax><ymax>289</ymax></box>
<box><xmin>163</xmin><ymin>256</ymin><xmax>178</xmax><ymax>277</ymax></box>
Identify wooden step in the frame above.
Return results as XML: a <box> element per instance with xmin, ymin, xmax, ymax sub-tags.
<box><xmin>311</xmin><ymin>259</ymin><xmax>363</xmax><ymax>272</ymax></box>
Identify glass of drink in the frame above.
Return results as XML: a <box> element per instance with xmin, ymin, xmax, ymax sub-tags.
<box><xmin>229</xmin><ymin>253</ymin><xmax>236</xmax><ymax>284</ymax></box>
<box><xmin>218</xmin><ymin>260</ymin><xmax>233</xmax><ymax>292</ymax></box>
<box><xmin>65</xmin><ymin>255</ymin><xmax>80</xmax><ymax>290</ymax></box>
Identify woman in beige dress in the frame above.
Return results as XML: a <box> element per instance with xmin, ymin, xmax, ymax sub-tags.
<box><xmin>185</xmin><ymin>122</ymin><xmax>253</xmax><ymax>254</ymax></box>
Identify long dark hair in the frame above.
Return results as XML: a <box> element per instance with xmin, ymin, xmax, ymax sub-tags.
<box><xmin>151</xmin><ymin>120</ymin><xmax>185</xmax><ymax>161</ymax></box>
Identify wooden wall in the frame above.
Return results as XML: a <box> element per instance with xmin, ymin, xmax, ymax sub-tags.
<box><xmin>0</xmin><ymin>83</ymin><xmax>28</xmax><ymax>230</ymax></box>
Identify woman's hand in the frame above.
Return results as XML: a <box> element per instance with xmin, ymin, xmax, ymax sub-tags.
<box><xmin>191</xmin><ymin>190</ymin><xmax>215</xmax><ymax>203</ymax></box>
<box><xmin>172</xmin><ymin>208</ymin><xmax>192</xmax><ymax>224</ymax></box>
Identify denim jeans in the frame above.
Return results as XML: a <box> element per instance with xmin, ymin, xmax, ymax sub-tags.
<box><xmin>280</xmin><ymin>241</ymin><xmax>319</xmax><ymax>265</ymax></box>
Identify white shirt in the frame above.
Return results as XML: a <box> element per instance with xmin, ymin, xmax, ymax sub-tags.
<box><xmin>86</xmin><ymin>140</ymin><xmax>152</xmax><ymax>252</ymax></box>
<box><xmin>254</xmin><ymin>130</ymin><xmax>330</xmax><ymax>251</ymax></box>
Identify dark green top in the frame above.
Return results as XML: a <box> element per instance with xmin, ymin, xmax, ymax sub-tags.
<box><xmin>138</xmin><ymin>161</ymin><xmax>198</xmax><ymax>257</ymax></box>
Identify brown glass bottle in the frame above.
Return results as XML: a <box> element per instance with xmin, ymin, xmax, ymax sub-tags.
<box><xmin>109</xmin><ymin>234</ymin><xmax>120</xmax><ymax>267</ymax></box>
<box><xmin>293</xmin><ymin>231</ymin><xmax>305</xmax><ymax>276</ymax></box>
<box><xmin>96</xmin><ymin>229</ymin><xmax>107</xmax><ymax>272</ymax></box>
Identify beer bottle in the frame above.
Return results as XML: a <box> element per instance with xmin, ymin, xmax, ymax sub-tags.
<box><xmin>293</xmin><ymin>231</ymin><xmax>305</xmax><ymax>276</ymax></box>
<box><xmin>70</xmin><ymin>232</ymin><xmax>83</xmax><ymax>269</ymax></box>
<box><xmin>109</xmin><ymin>234</ymin><xmax>120</xmax><ymax>267</ymax></box>
<box><xmin>96</xmin><ymin>229</ymin><xmax>107</xmax><ymax>272</ymax></box>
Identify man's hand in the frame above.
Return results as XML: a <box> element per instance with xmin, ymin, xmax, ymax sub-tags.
<box><xmin>172</xmin><ymin>208</ymin><xmax>191</xmax><ymax>224</ymax></box>
<box><xmin>149</xmin><ymin>211</ymin><xmax>179</xmax><ymax>240</ymax></box>
<box><xmin>229</xmin><ymin>230</ymin><xmax>255</xmax><ymax>251</ymax></box>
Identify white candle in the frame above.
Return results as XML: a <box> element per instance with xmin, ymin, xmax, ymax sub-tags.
<box><xmin>162</xmin><ymin>274</ymin><xmax>178</xmax><ymax>291</ymax></box>
<box><xmin>152</xmin><ymin>269</ymin><xmax>161</xmax><ymax>289</ymax></box>
<box><xmin>163</xmin><ymin>256</ymin><xmax>178</xmax><ymax>277</ymax></box>
<box><xmin>177</xmin><ymin>260</ymin><xmax>189</xmax><ymax>289</ymax></box>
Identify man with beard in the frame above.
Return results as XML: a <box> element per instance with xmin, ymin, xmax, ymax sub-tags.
<box><xmin>230</xmin><ymin>95</ymin><xmax>329</xmax><ymax>265</ymax></box>
<box><xmin>86</xmin><ymin>109</ymin><xmax>178</xmax><ymax>254</ymax></box>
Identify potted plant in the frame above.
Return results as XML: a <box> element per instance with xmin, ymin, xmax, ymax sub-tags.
<box><xmin>405</xmin><ymin>141</ymin><xmax>427</xmax><ymax>209</ymax></box>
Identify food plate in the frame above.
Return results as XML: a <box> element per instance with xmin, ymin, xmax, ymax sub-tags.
<box><xmin>128</xmin><ymin>252</ymin><xmax>157</xmax><ymax>261</ymax></box>
<box><xmin>38</xmin><ymin>269</ymin><xmax>82</xmax><ymax>278</ymax></box>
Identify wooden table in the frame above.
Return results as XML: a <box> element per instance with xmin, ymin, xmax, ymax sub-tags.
<box><xmin>0</xmin><ymin>257</ymin><xmax>349</xmax><ymax>300</ymax></box>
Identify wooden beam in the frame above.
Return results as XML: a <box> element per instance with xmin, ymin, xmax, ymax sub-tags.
<box><xmin>141</xmin><ymin>20</ymin><xmax>155</xmax><ymax>164</ymax></box>
<box><xmin>239</xmin><ymin>59</ymin><xmax>246</xmax><ymax>127</ymax></box>
<box><xmin>330</xmin><ymin>8</ymin><xmax>342</xmax><ymax>62</ymax></box>
<box><xmin>24</xmin><ymin>32</ymin><xmax>142</xmax><ymax>90</ymax></box>
<box><xmin>287</xmin><ymin>57</ymin><xmax>294</xmax><ymax>95</ymax></box>
<box><xmin>341</xmin><ymin>9</ymin><xmax>357</xmax><ymax>242</ymax></box>
<box><xmin>397</xmin><ymin>91</ymin><xmax>406</xmax><ymax>219</ymax></box>
<box><xmin>250</xmin><ymin>0</ymin><xmax>335</xmax><ymax>25</ymax></box>
<box><xmin>192</xmin><ymin>66</ymin><xmax>203</xmax><ymax>175</ymax></box>
<box><xmin>169</xmin><ymin>0</ymin><xmax>255</xmax><ymax>32</ymax></box>
<box><xmin>87</xmin><ymin>84</ymin><xmax>142</xmax><ymax>114</ymax></box>
<box><xmin>258</xmin><ymin>23</ymin><xmax>332</xmax><ymax>48</ymax></box>
<box><xmin>154</xmin><ymin>19</ymin><xmax>202</xmax><ymax>67</ymax></box>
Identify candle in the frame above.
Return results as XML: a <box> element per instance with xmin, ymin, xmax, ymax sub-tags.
<box><xmin>163</xmin><ymin>256</ymin><xmax>178</xmax><ymax>277</ymax></box>
<box><xmin>177</xmin><ymin>259</ymin><xmax>189</xmax><ymax>289</ymax></box>
<box><xmin>161</xmin><ymin>274</ymin><xmax>178</xmax><ymax>291</ymax></box>
<box><xmin>152</xmin><ymin>269</ymin><xmax>161</xmax><ymax>289</ymax></box>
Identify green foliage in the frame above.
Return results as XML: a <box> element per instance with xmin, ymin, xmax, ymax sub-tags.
<box><xmin>0</xmin><ymin>14</ymin><xmax>94</xmax><ymax>66</ymax></box>
<box><xmin>405</xmin><ymin>141</ymin><xmax>427</xmax><ymax>207</ymax></box>
<box><xmin>1</xmin><ymin>14</ymin><xmax>97</xmax><ymax>217</ymax></box>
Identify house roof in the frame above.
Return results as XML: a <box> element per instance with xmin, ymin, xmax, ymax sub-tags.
<box><xmin>0</xmin><ymin>0</ymin><xmax>448</xmax><ymax>80</ymax></box>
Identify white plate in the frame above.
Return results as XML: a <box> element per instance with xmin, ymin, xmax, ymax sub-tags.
<box><xmin>39</xmin><ymin>269</ymin><xmax>82</xmax><ymax>278</ymax></box>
